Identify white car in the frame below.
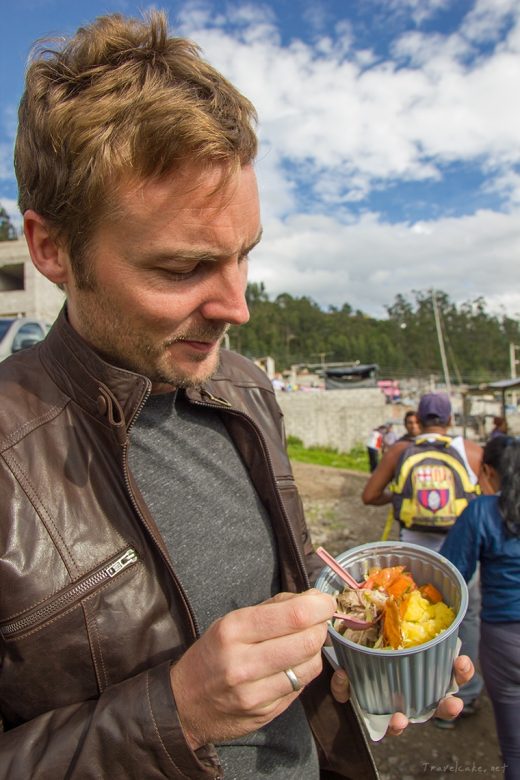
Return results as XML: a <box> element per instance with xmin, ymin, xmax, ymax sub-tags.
<box><xmin>0</xmin><ymin>317</ymin><xmax>50</xmax><ymax>362</ymax></box>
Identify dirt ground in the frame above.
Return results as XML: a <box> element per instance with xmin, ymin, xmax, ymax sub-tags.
<box><xmin>292</xmin><ymin>461</ymin><xmax>505</xmax><ymax>780</ymax></box>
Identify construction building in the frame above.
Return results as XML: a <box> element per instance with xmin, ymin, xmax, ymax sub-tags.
<box><xmin>0</xmin><ymin>239</ymin><xmax>64</xmax><ymax>324</ymax></box>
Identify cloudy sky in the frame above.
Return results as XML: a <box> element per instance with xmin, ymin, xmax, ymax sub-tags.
<box><xmin>2</xmin><ymin>0</ymin><xmax>520</xmax><ymax>317</ymax></box>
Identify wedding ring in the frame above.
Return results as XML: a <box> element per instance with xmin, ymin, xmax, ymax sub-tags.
<box><xmin>284</xmin><ymin>667</ymin><xmax>302</xmax><ymax>692</ymax></box>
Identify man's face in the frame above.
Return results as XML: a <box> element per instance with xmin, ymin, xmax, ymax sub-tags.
<box><xmin>64</xmin><ymin>163</ymin><xmax>261</xmax><ymax>390</ymax></box>
<box><xmin>405</xmin><ymin>415</ymin><xmax>421</xmax><ymax>437</ymax></box>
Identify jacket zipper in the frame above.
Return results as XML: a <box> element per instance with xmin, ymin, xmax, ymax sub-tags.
<box><xmin>1</xmin><ymin>548</ymin><xmax>139</xmax><ymax>638</ymax></box>
<box><xmin>192</xmin><ymin>390</ymin><xmax>310</xmax><ymax>589</ymax></box>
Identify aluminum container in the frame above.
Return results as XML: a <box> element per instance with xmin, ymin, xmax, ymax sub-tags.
<box><xmin>315</xmin><ymin>541</ymin><xmax>468</xmax><ymax>717</ymax></box>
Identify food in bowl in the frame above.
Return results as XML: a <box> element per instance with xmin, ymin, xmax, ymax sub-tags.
<box><xmin>332</xmin><ymin>564</ymin><xmax>456</xmax><ymax>650</ymax></box>
<box><xmin>315</xmin><ymin>542</ymin><xmax>468</xmax><ymax>718</ymax></box>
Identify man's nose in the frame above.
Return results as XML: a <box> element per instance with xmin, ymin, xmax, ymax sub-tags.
<box><xmin>199</xmin><ymin>265</ymin><xmax>250</xmax><ymax>326</ymax></box>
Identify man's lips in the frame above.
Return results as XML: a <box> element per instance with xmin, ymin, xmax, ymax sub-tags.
<box><xmin>175</xmin><ymin>339</ymin><xmax>219</xmax><ymax>353</ymax></box>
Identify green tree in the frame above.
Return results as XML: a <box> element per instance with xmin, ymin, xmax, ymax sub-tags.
<box><xmin>0</xmin><ymin>206</ymin><xmax>17</xmax><ymax>241</ymax></box>
<box><xmin>234</xmin><ymin>284</ymin><xmax>517</xmax><ymax>382</ymax></box>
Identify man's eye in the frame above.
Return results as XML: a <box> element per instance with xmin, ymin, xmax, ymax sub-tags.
<box><xmin>159</xmin><ymin>265</ymin><xmax>199</xmax><ymax>280</ymax></box>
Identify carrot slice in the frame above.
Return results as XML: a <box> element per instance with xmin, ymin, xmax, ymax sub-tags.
<box><xmin>420</xmin><ymin>583</ymin><xmax>443</xmax><ymax>604</ymax></box>
<box><xmin>386</xmin><ymin>573</ymin><xmax>416</xmax><ymax>600</ymax></box>
<box><xmin>383</xmin><ymin>596</ymin><xmax>402</xmax><ymax>649</ymax></box>
<box><xmin>362</xmin><ymin>565</ymin><xmax>405</xmax><ymax>590</ymax></box>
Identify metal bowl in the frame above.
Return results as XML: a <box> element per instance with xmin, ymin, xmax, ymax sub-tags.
<box><xmin>315</xmin><ymin>541</ymin><xmax>468</xmax><ymax>717</ymax></box>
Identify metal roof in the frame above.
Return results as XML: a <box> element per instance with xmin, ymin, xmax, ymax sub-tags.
<box><xmin>463</xmin><ymin>377</ymin><xmax>520</xmax><ymax>395</ymax></box>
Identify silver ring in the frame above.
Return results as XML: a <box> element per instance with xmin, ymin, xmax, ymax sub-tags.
<box><xmin>284</xmin><ymin>667</ymin><xmax>302</xmax><ymax>692</ymax></box>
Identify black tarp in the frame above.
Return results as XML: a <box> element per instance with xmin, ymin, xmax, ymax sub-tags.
<box><xmin>324</xmin><ymin>363</ymin><xmax>379</xmax><ymax>390</ymax></box>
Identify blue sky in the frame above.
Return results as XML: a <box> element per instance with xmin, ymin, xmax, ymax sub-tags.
<box><xmin>2</xmin><ymin>0</ymin><xmax>520</xmax><ymax>317</ymax></box>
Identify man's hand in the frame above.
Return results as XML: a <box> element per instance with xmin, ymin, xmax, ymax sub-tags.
<box><xmin>330</xmin><ymin>654</ymin><xmax>475</xmax><ymax>736</ymax></box>
<box><xmin>170</xmin><ymin>589</ymin><xmax>335</xmax><ymax>750</ymax></box>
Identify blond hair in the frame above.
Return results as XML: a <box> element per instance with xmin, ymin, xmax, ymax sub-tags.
<box><xmin>15</xmin><ymin>11</ymin><xmax>258</xmax><ymax>284</ymax></box>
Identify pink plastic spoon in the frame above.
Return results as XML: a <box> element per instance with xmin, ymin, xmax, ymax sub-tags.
<box><xmin>316</xmin><ymin>547</ymin><xmax>379</xmax><ymax>630</ymax></box>
<box><xmin>315</xmin><ymin>546</ymin><xmax>361</xmax><ymax>590</ymax></box>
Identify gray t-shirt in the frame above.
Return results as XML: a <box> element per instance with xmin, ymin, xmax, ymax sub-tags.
<box><xmin>129</xmin><ymin>391</ymin><xmax>319</xmax><ymax>779</ymax></box>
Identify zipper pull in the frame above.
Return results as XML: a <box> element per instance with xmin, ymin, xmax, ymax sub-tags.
<box><xmin>200</xmin><ymin>389</ymin><xmax>232</xmax><ymax>407</ymax></box>
<box><xmin>105</xmin><ymin>548</ymin><xmax>138</xmax><ymax>577</ymax></box>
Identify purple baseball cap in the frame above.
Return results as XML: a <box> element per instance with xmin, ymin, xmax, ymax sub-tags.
<box><xmin>417</xmin><ymin>392</ymin><xmax>451</xmax><ymax>425</ymax></box>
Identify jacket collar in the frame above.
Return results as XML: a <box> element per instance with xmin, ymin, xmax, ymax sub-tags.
<box><xmin>40</xmin><ymin>308</ymin><xmax>229</xmax><ymax>430</ymax></box>
<box><xmin>40</xmin><ymin>307</ymin><xmax>152</xmax><ymax>430</ymax></box>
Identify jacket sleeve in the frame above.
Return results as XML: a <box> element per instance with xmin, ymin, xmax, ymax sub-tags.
<box><xmin>439</xmin><ymin>502</ymin><xmax>481</xmax><ymax>583</ymax></box>
<box><xmin>0</xmin><ymin>661</ymin><xmax>222</xmax><ymax>780</ymax></box>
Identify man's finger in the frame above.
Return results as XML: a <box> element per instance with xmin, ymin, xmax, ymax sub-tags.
<box><xmin>265</xmin><ymin>588</ymin><xmax>334</xmax><ymax>605</ymax></box>
<box><xmin>386</xmin><ymin>712</ymin><xmax>408</xmax><ymax>736</ymax></box>
<box><xmin>434</xmin><ymin>694</ymin><xmax>463</xmax><ymax>721</ymax></box>
<box><xmin>452</xmin><ymin>655</ymin><xmax>474</xmax><ymax>686</ymax></box>
<box><xmin>330</xmin><ymin>668</ymin><xmax>350</xmax><ymax>703</ymax></box>
<box><xmin>265</xmin><ymin>592</ymin><xmax>301</xmax><ymax>605</ymax></box>
<box><xmin>223</xmin><ymin>591</ymin><xmax>336</xmax><ymax>644</ymax></box>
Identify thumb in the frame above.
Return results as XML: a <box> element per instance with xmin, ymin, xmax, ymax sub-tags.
<box><xmin>330</xmin><ymin>668</ymin><xmax>350</xmax><ymax>703</ymax></box>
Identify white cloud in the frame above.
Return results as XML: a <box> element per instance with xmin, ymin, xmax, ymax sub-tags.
<box><xmin>1</xmin><ymin>105</ymin><xmax>18</xmax><ymax>183</ymax></box>
<box><xmin>0</xmin><ymin>144</ymin><xmax>14</xmax><ymax>181</ymax></box>
<box><xmin>484</xmin><ymin>170</ymin><xmax>520</xmax><ymax>207</ymax></box>
<box><xmin>174</xmin><ymin>2</ymin><xmax>520</xmax><ymax>317</ymax></box>
<box><xmin>179</xmin><ymin>3</ymin><xmax>520</xmax><ymax>201</ymax></box>
<box><xmin>462</xmin><ymin>0</ymin><xmax>520</xmax><ymax>45</ymax></box>
<box><xmin>249</xmin><ymin>207</ymin><xmax>520</xmax><ymax>316</ymax></box>
<box><xmin>386</xmin><ymin>0</ymin><xmax>452</xmax><ymax>27</ymax></box>
<box><xmin>2</xmin><ymin>105</ymin><xmax>18</xmax><ymax>139</ymax></box>
<box><xmin>3</xmin><ymin>1</ymin><xmax>519</xmax><ymax>321</ymax></box>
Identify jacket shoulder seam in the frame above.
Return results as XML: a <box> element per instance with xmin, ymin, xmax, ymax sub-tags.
<box><xmin>0</xmin><ymin>403</ymin><xmax>66</xmax><ymax>452</ymax></box>
<box><xmin>2</xmin><ymin>449</ymin><xmax>80</xmax><ymax>577</ymax></box>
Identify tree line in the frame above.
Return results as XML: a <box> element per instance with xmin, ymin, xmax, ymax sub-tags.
<box><xmin>228</xmin><ymin>283</ymin><xmax>520</xmax><ymax>384</ymax></box>
<box><xmin>0</xmin><ymin>207</ymin><xmax>17</xmax><ymax>241</ymax></box>
<box><xmin>1</xmin><ymin>209</ymin><xmax>516</xmax><ymax>385</ymax></box>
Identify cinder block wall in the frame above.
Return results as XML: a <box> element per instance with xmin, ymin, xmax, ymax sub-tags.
<box><xmin>276</xmin><ymin>389</ymin><xmax>388</xmax><ymax>452</ymax></box>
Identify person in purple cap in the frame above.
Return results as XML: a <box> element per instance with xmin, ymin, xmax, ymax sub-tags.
<box><xmin>362</xmin><ymin>391</ymin><xmax>486</xmax><ymax>723</ymax></box>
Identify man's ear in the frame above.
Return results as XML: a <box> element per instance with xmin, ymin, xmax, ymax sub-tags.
<box><xmin>23</xmin><ymin>210</ymin><xmax>70</xmax><ymax>285</ymax></box>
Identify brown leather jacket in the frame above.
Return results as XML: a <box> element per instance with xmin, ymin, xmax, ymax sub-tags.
<box><xmin>0</xmin><ymin>311</ymin><xmax>377</xmax><ymax>780</ymax></box>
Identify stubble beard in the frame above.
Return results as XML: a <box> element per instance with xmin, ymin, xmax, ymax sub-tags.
<box><xmin>69</xmin><ymin>258</ymin><xmax>232</xmax><ymax>386</ymax></box>
<box><xmin>151</xmin><ymin>325</ymin><xmax>229</xmax><ymax>388</ymax></box>
<box><xmin>75</xmin><ymin>298</ymin><xmax>228</xmax><ymax>388</ymax></box>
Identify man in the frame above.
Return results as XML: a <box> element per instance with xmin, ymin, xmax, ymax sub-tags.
<box><xmin>366</xmin><ymin>425</ymin><xmax>385</xmax><ymax>472</ymax></box>
<box><xmin>362</xmin><ymin>393</ymin><xmax>483</xmax><ymax>516</ymax></box>
<box><xmin>362</xmin><ymin>391</ymin><xmax>484</xmax><ymax>720</ymax></box>
<box><xmin>398</xmin><ymin>410</ymin><xmax>421</xmax><ymax>441</ymax></box>
<box><xmin>489</xmin><ymin>415</ymin><xmax>508</xmax><ymax>439</ymax></box>
<box><xmin>0</xmin><ymin>13</ymin><xmax>471</xmax><ymax>778</ymax></box>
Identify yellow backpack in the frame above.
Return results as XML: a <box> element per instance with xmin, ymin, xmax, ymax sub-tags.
<box><xmin>390</xmin><ymin>435</ymin><xmax>479</xmax><ymax>531</ymax></box>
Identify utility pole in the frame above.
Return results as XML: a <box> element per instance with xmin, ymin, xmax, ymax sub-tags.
<box><xmin>432</xmin><ymin>291</ymin><xmax>451</xmax><ymax>395</ymax></box>
<box><xmin>312</xmin><ymin>352</ymin><xmax>331</xmax><ymax>371</ymax></box>
<box><xmin>510</xmin><ymin>342</ymin><xmax>519</xmax><ymax>407</ymax></box>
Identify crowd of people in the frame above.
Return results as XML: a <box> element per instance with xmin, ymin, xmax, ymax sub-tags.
<box><xmin>363</xmin><ymin>394</ymin><xmax>519</xmax><ymax>778</ymax></box>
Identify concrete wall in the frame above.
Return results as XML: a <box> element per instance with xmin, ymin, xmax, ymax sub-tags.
<box><xmin>276</xmin><ymin>388</ymin><xmax>388</xmax><ymax>452</ymax></box>
<box><xmin>0</xmin><ymin>239</ymin><xmax>64</xmax><ymax>323</ymax></box>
